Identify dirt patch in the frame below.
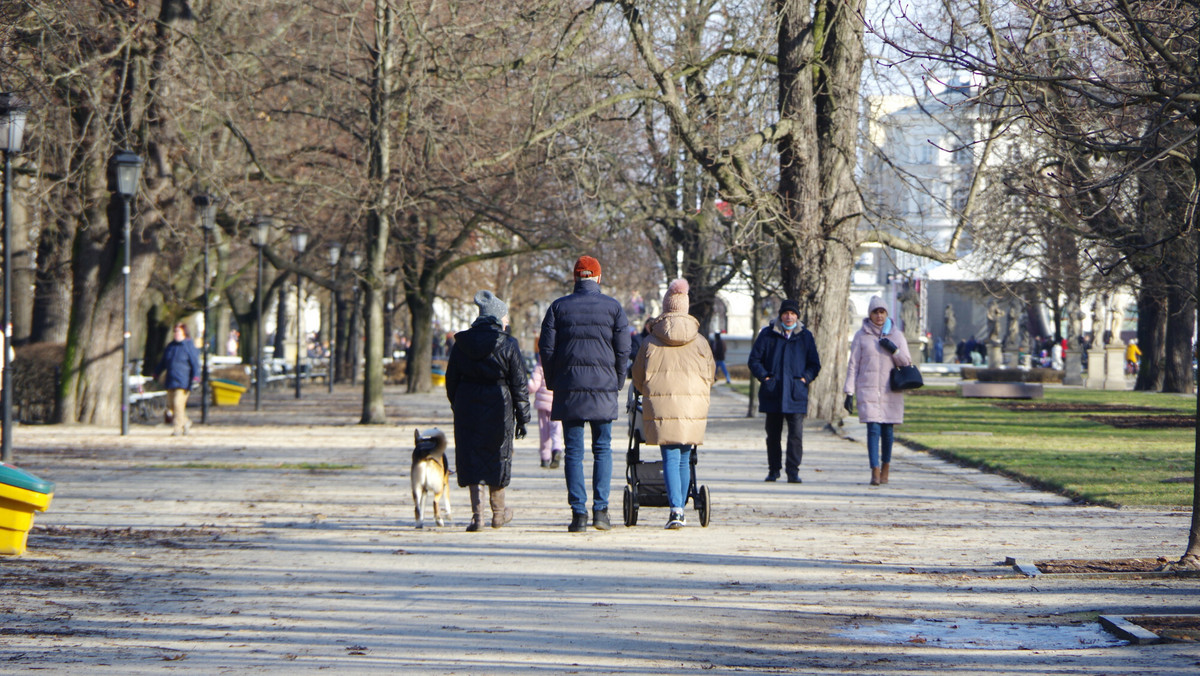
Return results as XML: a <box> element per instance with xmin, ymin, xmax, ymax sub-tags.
<box><xmin>908</xmin><ymin>389</ymin><xmax>961</xmax><ymax>397</ymax></box>
<box><xmin>1034</xmin><ymin>557</ymin><xmax>1172</xmax><ymax>573</ymax></box>
<box><xmin>1129</xmin><ymin>616</ymin><xmax>1200</xmax><ymax>642</ymax></box>
<box><xmin>993</xmin><ymin>402</ymin><xmax>1174</xmax><ymax>413</ymax></box>
<box><xmin>31</xmin><ymin>525</ymin><xmax>253</xmax><ymax>551</ymax></box>
<box><xmin>1082</xmin><ymin>414</ymin><xmax>1194</xmax><ymax>428</ymax></box>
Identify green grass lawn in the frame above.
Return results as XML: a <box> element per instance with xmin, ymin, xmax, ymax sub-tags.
<box><xmin>730</xmin><ymin>381</ymin><xmax>1195</xmax><ymax>506</ymax></box>
<box><xmin>898</xmin><ymin>386</ymin><xmax>1195</xmax><ymax>507</ymax></box>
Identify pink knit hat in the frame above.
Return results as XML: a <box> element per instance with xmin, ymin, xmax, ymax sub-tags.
<box><xmin>663</xmin><ymin>279</ymin><xmax>689</xmax><ymax>314</ymax></box>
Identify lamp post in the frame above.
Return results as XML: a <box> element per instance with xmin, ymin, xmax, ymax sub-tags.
<box><xmin>251</xmin><ymin>215</ymin><xmax>271</xmax><ymax>411</ymax></box>
<box><xmin>194</xmin><ymin>193</ymin><xmax>217</xmax><ymax>424</ymax></box>
<box><xmin>326</xmin><ymin>242</ymin><xmax>341</xmax><ymax>393</ymax></box>
<box><xmin>108</xmin><ymin>149</ymin><xmax>143</xmax><ymax>437</ymax></box>
<box><xmin>0</xmin><ymin>93</ymin><xmax>28</xmax><ymax>463</ymax></box>
<box><xmin>348</xmin><ymin>250</ymin><xmax>362</xmax><ymax>386</ymax></box>
<box><xmin>290</xmin><ymin>227</ymin><xmax>309</xmax><ymax>398</ymax></box>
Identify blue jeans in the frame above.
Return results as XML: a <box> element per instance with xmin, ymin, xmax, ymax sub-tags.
<box><xmin>866</xmin><ymin>422</ymin><xmax>894</xmax><ymax>468</ymax></box>
<box><xmin>660</xmin><ymin>444</ymin><xmax>692</xmax><ymax>511</ymax></box>
<box><xmin>563</xmin><ymin>420</ymin><xmax>613</xmax><ymax>514</ymax></box>
<box><xmin>715</xmin><ymin>361</ymin><xmax>730</xmax><ymax>383</ymax></box>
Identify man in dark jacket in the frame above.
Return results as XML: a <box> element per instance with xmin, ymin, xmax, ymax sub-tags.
<box><xmin>747</xmin><ymin>299</ymin><xmax>821</xmax><ymax>483</ymax></box>
<box><xmin>446</xmin><ymin>290</ymin><xmax>531</xmax><ymax>532</ymax></box>
<box><xmin>540</xmin><ymin>255</ymin><xmax>630</xmax><ymax>532</ymax></box>
<box><xmin>155</xmin><ymin>323</ymin><xmax>201</xmax><ymax>436</ymax></box>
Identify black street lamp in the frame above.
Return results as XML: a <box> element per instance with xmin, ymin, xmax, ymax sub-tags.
<box><xmin>251</xmin><ymin>215</ymin><xmax>271</xmax><ymax>411</ymax></box>
<box><xmin>348</xmin><ymin>250</ymin><xmax>363</xmax><ymax>386</ymax></box>
<box><xmin>108</xmin><ymin>149</ymin><xmax>143</xmax><ymax>437</ymax></box>
<box><xmin>290</xmin><ymin>227</ymin><xmax>309</xmax><ymax>399</ymax></box>
<box><xmin>194</xmin><ymin>193</ymin><xmax>217</xmax><ymax>424</ymax></box>
<box><xmin>327</xmin><ymin>242</ymin><xmax>341</xmax><ymax>394</ymax></box>
<box><xmin>1</xmin><ymin>93</ymin><xmax>28</xmax><ymax>463</ymax></box>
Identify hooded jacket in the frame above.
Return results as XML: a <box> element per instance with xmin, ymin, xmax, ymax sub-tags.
<box><xmin>445</xmin><ymin>316</ymin><xmax>531</xmax><ymax>487</ymax></box>
<box><xmin>631</xmin><ymin>312</ymin><xmax>715</xmax><ymax>446</ymax></box>
<box><xmin>747</xmin><ymin>319</ymin><xmax>821</xmax><ymax>415</ymax></box>
<box><xmin>539</xmin><ymin>279</ymin><xmax>631</xmax><ymax>421</ymax></box>
<box><xmin>843</xmin><ymin>316</ymin><xmax>912</xmax><ymax>424</ymax></box>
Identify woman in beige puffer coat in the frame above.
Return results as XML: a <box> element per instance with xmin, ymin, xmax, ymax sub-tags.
<box><xmin>631</xmin><ymin>279</ymin><xmax>715</xmax><ymax>529</ymax></box>
<box><xmin>843</xmin><ymin>295</ymin><xmax>913</xmax><ymax>486</ymax></box>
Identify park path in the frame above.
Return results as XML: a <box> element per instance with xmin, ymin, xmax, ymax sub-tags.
<box><xmin>2</xmin><ymin>383</ymin><xmax>1198</xmax><ymax>674</ymax></box>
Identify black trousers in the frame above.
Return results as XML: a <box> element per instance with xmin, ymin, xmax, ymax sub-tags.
<box><xmin>765</xmin><ymin>412</ymin><xmax>804</xmax><ymax>474</ymax></box>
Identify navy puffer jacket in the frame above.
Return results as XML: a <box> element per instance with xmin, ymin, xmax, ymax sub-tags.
<box><xmin>539</xmin><ymin>280</ymin><xmax>630</xmax><ymax>422</ymax></box>
<box><xmin>156</xmin><ymin>339</ymin><xmax>200</xmax><ymax>390</ymax></box>
<box><xmin>445</xmin><ymin>317</ymin><xmax>531</xmax><ymax>488</ymax></box>
<box><xmin>747</xmin><ymin>319</ymin><xmax>821</xmax><ymax>415</ymax></box>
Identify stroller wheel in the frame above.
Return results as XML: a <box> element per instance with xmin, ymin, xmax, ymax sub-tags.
<box><xmin>623</xmin><ymin>485</ymin><xmax>638</xmax><ymax>527</ymax></box>
<box><xmin>696</xmin><ymin>485</ymin><xmax>711</xmax><ymax>527</ymax></box>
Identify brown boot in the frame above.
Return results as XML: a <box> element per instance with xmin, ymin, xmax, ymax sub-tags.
<box><xmin>466</xmin><ymin>485</ymin><xmax>485</xmax><ymax>532</ymax></box>
<box><xmin>880</xmin><ymin>463</ymin><xmax>890</xmax><ymax>484</ymax></box>
<box><xmin>490</xmin><ymin>487</ymin><xmax>513</xmax><ymax>528</ymax></box>
<box><xmin>870</xmin><ymin>467</ymin><xmax>881</xmax><ymax>486</ymax></box>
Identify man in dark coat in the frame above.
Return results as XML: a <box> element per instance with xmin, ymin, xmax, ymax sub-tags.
<box><xmin>446</xmin><ymin>290</ymin><xmax>532</xmax><ymax>531</ymax></box>
<box><xmin>539</xmin><ymin>255</ymin><xmax>630</xmax><ymax>532</ymax></box>
<box><xmin>154</xmin><ymin>323</ymin><xmax>201</xmax><ymax>436</ymax></box>
<box><xmin>747</xmin><ymin>299</ymin><xmax>821</xmax><ymax>483</ymax></box>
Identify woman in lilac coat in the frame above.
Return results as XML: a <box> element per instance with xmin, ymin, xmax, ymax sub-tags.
<box><xmin>843</xmin><ymin>296</ymin><xmax>913</xmax><ymax>486</ymax></box>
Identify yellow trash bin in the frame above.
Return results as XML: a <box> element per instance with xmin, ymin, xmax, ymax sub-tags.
<box><xmin>0</xmin><ymin>463</ymin><xmax>55</xmax><ymax>556</ymax></box>
<box><xmin>211</xmin><ymin>378</ymin><xmax>248</xmax><ymax>406</ymax></box>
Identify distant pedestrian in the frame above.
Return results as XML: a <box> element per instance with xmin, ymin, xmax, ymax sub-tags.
<box><xmin>843</xmin><ymin>296</ymin><xmax>912</xmax><ymax>486</ymax></box>
<box><xmin>527</xmin><ymin>335</ymin><xmax>564</xmax><ymax>469</ymax></box>
<box><xmin>747</xmin><ymin>299</ymin><xmax>821</xmax><ymax>483</ymax></box>
<box><xmin>632</xmin><ymin>280</ymin><xmax>715</xmax><ymax>529</ymax></box>
<box><xmin>711</xmin><ymin>331</ymin><xmax>731</xmax><ymax>384</ymax></box>
<box><xmin>539</xmin><ymin>255</ymin><xmax>631</xmax><ymax>532</ymax></box>
<box><xmin>445</xmin><ymin>290</ymin><xmax>531</xmax><ymax>531</ymax></box>
<box><xmin>155</xmin><ymin>323</ymin><xmax>201</xmax><ymax>436</ymax></box>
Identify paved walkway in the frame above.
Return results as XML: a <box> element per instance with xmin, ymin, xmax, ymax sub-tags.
<box><xmin>3</xmin><ymin>384</ymin><xmax>1198</xmax><ymax>674</ymax></box>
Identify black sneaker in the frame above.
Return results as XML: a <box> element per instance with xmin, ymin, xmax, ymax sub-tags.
<box><xmin>592</xmin><ymin>508</ymin><xmax>611</xmax><ymax>531</ymax></box>
<box><xmin>568</xmin><ymin>512</ymin><xmax>588</xmax><ymax>532</ymax></box>
<box><xmin>787</xmin><ymin>474</ymin><xmax>802</xmax><ymax>484</ymax></box>
<box><xmin>549</xmin><ymin>451</ymin><xmax>562</xmax><ymax>469</ymax></box>
<box><xmin>765</xmin><ymin>470</ymin><xmax>780</xmax><ymax>482</ymax></box>
<box><xmin>665</xmin><ymin>511</ymin><xmax>684</xmax><ymax>530</ymax></box>
<box><xmin>540</xmin><ymin>459</ymin><xmax>551</xmax><ymax>468</ymax></box>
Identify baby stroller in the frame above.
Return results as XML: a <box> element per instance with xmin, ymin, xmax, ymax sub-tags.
<box><xmin>622</xmin><ymin>390</ymin><xmax>711</xmax><ymax>527</ymax></box>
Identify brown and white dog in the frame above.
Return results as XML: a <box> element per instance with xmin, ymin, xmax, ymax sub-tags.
<box><xmin>411</xmin><ymin>428</ymin><xmax>451</xmax><ymax>528</ymax></box>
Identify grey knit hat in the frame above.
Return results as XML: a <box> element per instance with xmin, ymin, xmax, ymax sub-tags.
<box><xmin>474</xmin><ymin>289</ymin><xmax>508</xmax><ymax>321</ymax></box>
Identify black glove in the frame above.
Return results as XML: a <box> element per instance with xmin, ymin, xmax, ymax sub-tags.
<box><xmin>843</xmin><ymin>394</ymin><xmax>854</xmax><ymax>415</ymax></box>
<box><xmin>878</xmin><ymin>337</ymin><xmax>898</xmax><ymax>354</ymax></box>
<box><xmin>515</xmin><ymin>421</ymin><xmax>527</xmax><ymax>440</ymax></box>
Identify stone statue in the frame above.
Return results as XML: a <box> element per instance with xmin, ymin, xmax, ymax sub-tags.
<box><xmin>1091</xmin><ymin>298</ymin><xmax>1104</xmax><ymax>341</ymax></box>
<box><xmin>986</xmin><ymin>300</ymin><xmax>1004</xmax><ymax>345</ymax></box>
<box><xmin>898</xmin><ymin>283</ymin><xmax>919</xmax><ymax>334</ymax></box>
<box><xmin>1108</xmin><ymin>304</ymin><xmax>1125</xmax><ymax>347</ymax></box>
<box><xmin>1066</xmin><ymin>297</ymin><xmax>1083</xmax><ymax>341</ymax></box>
<box><xmin>943</xmin><ymin>304</ymin><xmax>957</xmax><ymax>342</ymax></box>
<box><xmin>1005</xmin><ymin>303</ymin><xmax>1022</xmax><ymax>348</ymax></box>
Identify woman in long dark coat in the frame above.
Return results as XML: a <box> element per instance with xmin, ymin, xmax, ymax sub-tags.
<box><xmin>445</xmin><ymin>290</ymin><xmax>531</xmax><ymax>531</ymax></box>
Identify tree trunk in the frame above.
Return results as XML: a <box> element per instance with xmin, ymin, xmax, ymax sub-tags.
<box><xmin>1162</xmin><ymin>280</ymin><xmax>1196</xmax><ymax>395</ymax></box>
<box><xmin>405</xmin><ymin>292</ymin><xmax>435</xmax><ymax>394</ymax></box>
<box><xmin>31</xmin><ymin>207</ymin><xmax>74</xmax><ymax>344</ymax></box>
<box><xmin>359</xmin><ymin>0</ymin><xmax>395</xmax><ymax>424</ymax></box>
<box><xmin>1133</xmin><ymin>279</ymin><xmax>1167</xmax><ymax>391</ymax></box>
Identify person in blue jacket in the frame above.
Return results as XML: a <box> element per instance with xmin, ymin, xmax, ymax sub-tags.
<box><xmin>155</xmin><ymin>323</ymin><xmax>201</xmax><ymax>436</ymax></box>
<box><xmin>539</xmin><ymin>255</ymin><xmax>630</xmax><ymax>532</ymax></box>
<box><xmin>747</xmin><ymin>299</ymin><xmax>821</xmax><ymax>483</ymax></box>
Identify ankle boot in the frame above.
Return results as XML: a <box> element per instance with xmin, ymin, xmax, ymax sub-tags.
<box><xmin>870</xmin><ymin>467</ymin><xmax>881</xmax><ymax>486</ymax></box>
<box><xmin>489</xmin><ymin>487</ymin><xmax>513</xmax><ymax>528</ymax></box>
<box><xmin>880</xmin><ymin>463</ymin><xmax>890</xmax><ymax>484</ymax></box>
<box><xmin>466</xmin><ymin>485</ymin><xmax>485</xmax><ymax>531</ymax></box>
